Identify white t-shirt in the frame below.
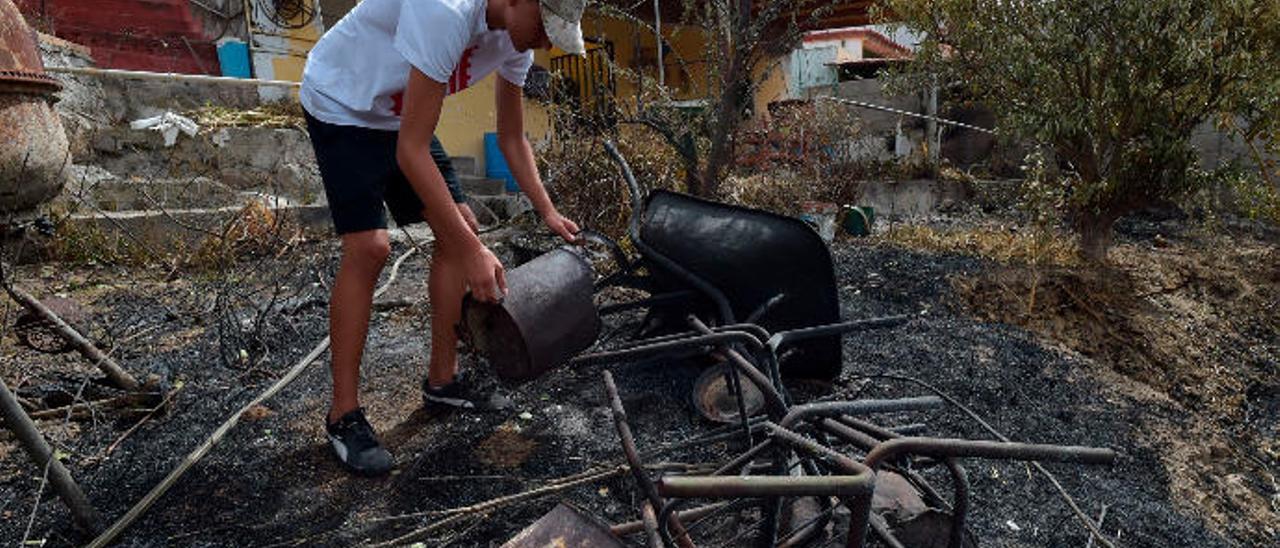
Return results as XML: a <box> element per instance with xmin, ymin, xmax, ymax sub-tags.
<box><xmin>301</xmin><ymin>0</ymin><xmax>534</xmax><ymax>130</ymax></box>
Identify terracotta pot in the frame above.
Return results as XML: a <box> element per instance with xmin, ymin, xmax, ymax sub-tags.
<box><xmin>0</xmin><ymin>0</ymin><xmax>67</xmax><ymax>217</ymax></box>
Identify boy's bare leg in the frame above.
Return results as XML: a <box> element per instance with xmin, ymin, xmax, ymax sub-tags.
<box><xmin>426</xmin><ymin>237</ymin><xmax>466</xmax><ymax>388</ymax></box>
<box><xmin>424</xmin><ymin>202</ymin><xmax>479</xmax><ymax>388</ymax></box>
<box><xmin>328</xmin><ymin>229</ymin><xmax>391</xmax><ymax>423</ymax></box>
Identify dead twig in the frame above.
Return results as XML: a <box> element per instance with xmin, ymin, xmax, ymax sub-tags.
<box><xmin>367</xmin><ymin>465</ymin><xmax>627</xmax><ymax>547</ymax></box>
<box><xmin>85</xmin><ymin>247</ymin><xmax>417</xmax><ymax>548</ymax></box>
<box><xmin>27</xmin><ymin>392</ymin><xmax>159</xmax><ymax>421</ymax></box>
<box><xmin>95</xmin><ymin>385</ymin><xmax>185</xmax><ymax>462</ymax></box>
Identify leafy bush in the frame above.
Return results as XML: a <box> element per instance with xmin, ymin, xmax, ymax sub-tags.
<box><xmin>882</xmin><ymin>0</ymin><xmax>1280</xmax><ymax>261</ymax></box>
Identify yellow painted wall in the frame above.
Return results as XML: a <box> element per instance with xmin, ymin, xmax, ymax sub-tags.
<box><xmin>753</xmin><ymin>56</ymin><xmax>791</xmax><ymax>121</ymax></box>
<box><xmin>434</xmin><ymin>50</ymin><xmax>554</xmax><ymax>168</ymax></box>
<box><xmin>577</xmin><ymin>13</ymin><xmax>708</xmax><ymax>103</ymax></box>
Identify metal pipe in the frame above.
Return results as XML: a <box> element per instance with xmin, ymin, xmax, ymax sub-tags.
<box><xmin>602</xmin><ymin>371</ymin><xmax>697</xmax><ymax>548</ymax></box>
<box><xmin>864</xmin><ymin>438</ymin><xmax>1118</xmax><ymax>470</ymax></box>
<box><xmin>574</xmin><ymin>331</ymin><xmax>762</xmax><ymax>366</ymax></box>
<box><xmin>657</xmin><ymin>475</ymin><xmax>869</xmax><ymax>498</ymax></box>
<box><xmin>654</xmin><ymin>0</ymin><xmax>664</xmax><ymax>87</ymax></box>
<box><xmin>605</xmin><ymin>324</ymin><xmax>767</xmax><ymax>358</ymax></box>
<box><xmin>603</xmin><ymin>140</ymin><xmax>644</xmax><ymax>215</ymax></box>
<box><xmin>715</xmin><ymin>347</ymin><xmax>788</xmax><ymax>420</ymax></box>
<box><xmin>712</xmin><ymin>439</ymin><xmax>774</xmax><ymax>476</ymax></box>
<box><xmin>817</xmin><ymin>418</ymin><xmax>880</xmax><ymax>449</ymax></box>
<box><xmin>640</xmin><ymin>501</ymin><xmax>663</xmax><ymax>548</ymax></box>
<box><xmin>764</xmin><ymin>423</ymin><xmax>876</xmax><ymax>548</ymax></box>
<box><xmin>869</xmin><ymin>513</ymin><xmax>909</xmax><ymax>548</ymax></box>
<box><xmin>612</xmin><ymin>502</ymin><xmax>732</xmax><ymax>537</ymax></box>
<box><xmin>778</xmin><ymin>397</ymin><xmax>944</xmax><ymax>430</ymax></box>
<box><xmin>767</xmin><ymin>315</ymin><xmax>913</xmax><ymax>353</ymax></box>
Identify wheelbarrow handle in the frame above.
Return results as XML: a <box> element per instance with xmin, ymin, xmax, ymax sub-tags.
<box><xmin>576</xmin><ymin>228</ymin><xmax>632</xmax><ymax>275</ymax></box>
<box><xmin>603</xmin><ymin>140</ymin><xmax>644</xmax><ymax>213</ymax></box>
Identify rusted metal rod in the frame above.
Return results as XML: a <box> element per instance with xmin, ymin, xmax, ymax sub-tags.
<box><xmin>612</xmin><ymin>502</ymin><xmax>732</xmax><ymax>537</ymax></box>
<box><xmin>0</xmin><ymin>377</ymin><xmax>102</xmax><ymax>533</ymax></box>
<box><xmin>655</xmin><ymin>423</ymin><xmax>876</xmax><ymax>548</ymax></box>
<box><xmin>850</xmin><ymin>438</ymin><xmax>1117</xmax><ymax>548</ymax></box>
<box><xmin>712</xmin><ymin>439</ymin><xmax>775</xmax><ymax>476</ymax></box>
<box><xmin>640</xmin><ymin>501</ymin><xmax>663</xmax><ymax>548</ymax></box>
<box><xmin>657</xmin><ymin>475</ymin><xmax>870</xmax><ymax>498</ymax></box>
<box><xmin>778</xmin><ymin>397</ymin><xmax>944</xmax><ymax>429</ymax></box>
<box><xmin>766</xmin><ymin>315</ymin><xmax>913</xmax><ymax>353</ymax></box>
<box><xmin>602</xmin><ymin>371</ymin><xmax>697</xmax><ymax>548</ymax></box>
<box><xmin>5</xmin><ymin>285</ymin><xmax>140</xmax><ymax>391</ymax></box>
<box><xmin>575</xmin><ymin>331</ymin><xmax>763</xmax><ymax>366</ymax></box>
<box><xmin>863</xmin><ymin>438</ymin><xmax>1118</xmax><ymax>470</ymax></box>
<box><xmin>607</xmin><ymin>324</ymin><xmax>768</xmax><ymax>356</ymax></box>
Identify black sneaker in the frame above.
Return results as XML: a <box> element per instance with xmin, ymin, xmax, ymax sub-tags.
<box><xmin>325</xmin><ymin>408</ymin><xmax>393</xmax><ymax>477</ymax></box>
<box><xmin>422</xmin><ymin>372</ymin><xmax>512</xmax><ymax>411</ymax></box>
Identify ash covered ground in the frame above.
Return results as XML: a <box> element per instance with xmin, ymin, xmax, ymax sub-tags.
<box><xmin>1</xmin><ymin>215</ymin><xmax>1276</xmax><ymax>547</ymax></box>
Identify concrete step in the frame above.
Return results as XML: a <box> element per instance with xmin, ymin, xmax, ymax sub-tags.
<box><xmin>459</xmin><ymin>174</ymin><xmax>509</xmax><ymax>196</ymax></box>
<box><xmin>449</xmin><ymin>155</ymin><xmax>480</xmax><ymax>177</ymax></box>
<box><xmin>468</xmin><ymin>194</ymin><xmax>533</xmax><ymax>221</ymax></box>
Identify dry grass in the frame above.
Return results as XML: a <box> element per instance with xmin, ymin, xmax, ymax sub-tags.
<box><xmin>878</xmin><ymin>224</ymin><xmax>1081</xmax><ymax>267</ymax></box>
<box><xmin>186</xmin><ymin>102</ymin><xmax>305</xmax><ymax>131</ymax></box>
<box><xmin>188</xmin><ymin>200</ymin><xmax>300</xmax><ymax>269</ymax></box>
<box><xmin>537</xmin><ymin>124</ymin><xmax>685</xmax><ymax>241</ymax></box>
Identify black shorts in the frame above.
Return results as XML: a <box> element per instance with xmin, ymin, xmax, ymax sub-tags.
<box><xmin>304</xmin><ymin>109</ymin><xmax>465</xmax><ymax>235</ymax></box>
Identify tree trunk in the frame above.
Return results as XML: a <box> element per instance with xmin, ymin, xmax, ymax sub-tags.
<box><xmin>1075</xmin><ymin>208</ymin><xmax>1120</xmax><ymax>263</ymax></box>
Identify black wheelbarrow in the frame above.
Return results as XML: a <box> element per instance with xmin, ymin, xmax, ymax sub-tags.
<box><xmin>588</xmin><ymin>142</ymin><xmax>844</xmax><ymax>381</ymax></box>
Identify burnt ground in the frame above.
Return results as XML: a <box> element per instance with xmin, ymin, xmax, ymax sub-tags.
<box><xmin>1</xmin><ymin>214</ymin><xmax>1277</xmax><ymax>547</ymax></box>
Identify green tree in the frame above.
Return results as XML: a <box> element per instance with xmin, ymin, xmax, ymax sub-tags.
<box><xmin>882</xmin><ymin>0</ymin><xmax>1280</xmax><ymax>261</ymax></box>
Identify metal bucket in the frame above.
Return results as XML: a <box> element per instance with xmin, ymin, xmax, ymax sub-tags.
<box><xmin>0</xmin><ymin>0</ymin><xmax>68</xmax><ymax>218</ymax></box>
<box><xmin>638</xmin><ymin>190</ymin><xmax>843</xmax><ymax>380</ymax></box>
<box><xmin>462</xmin><ymin>246</ymin><xmax>601</xmax><ymax>382</ymax></box>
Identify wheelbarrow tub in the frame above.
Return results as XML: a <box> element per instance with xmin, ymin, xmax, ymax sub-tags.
<box><xmin>638</xmin><ymin>190</ymin><xmax>843</xmax><ymax>380</ymax></box>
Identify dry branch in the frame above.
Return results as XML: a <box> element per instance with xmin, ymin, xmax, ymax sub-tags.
<box><xmin>368</xmin><ymin>465</ymin><xmax>627</xmax><ymax>547</ymax></box>
<box><xmin>27</xmin><ymin>391</ymin><xmax>161</xmax><ymax>421</ymax></box>
<box><xmin>4</xmin><ymin>284</ymin><xmax>140</xmax><ymax>391</ymax></box>
<box><xmin>0</xmin><ymin>376</ymin><xmax>102</xmax><ymax>533</ymax></box>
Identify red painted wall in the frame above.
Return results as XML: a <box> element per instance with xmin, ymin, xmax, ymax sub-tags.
<box><xmin>16</xmin><ymin>0</ymin><xmax>221</xmax><ymax>74</ymax></box>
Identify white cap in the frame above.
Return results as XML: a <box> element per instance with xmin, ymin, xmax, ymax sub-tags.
<box><xmin>541</xmin><ymin>0</ymin><xmax>586</xmax><ymax>55</ymax></box>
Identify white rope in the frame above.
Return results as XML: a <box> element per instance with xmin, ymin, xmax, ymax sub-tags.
<box><xmin>816</xmin><ymin>95</ymin><xmax>998</xmax><ymax>135</ymax></box>
<box><xmin>44</xmin><ymin>65</ymin><xmax>300</xmax><ymax>89</ymax></box>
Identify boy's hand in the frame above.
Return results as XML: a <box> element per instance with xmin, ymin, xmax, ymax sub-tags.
<box><xmin>541</xmin><ymin>209</ymin><xmax>580</xmax><ymax>243</ymax></box>
<box><xmin>466</xmin><ymin>245</ymin><xmax>507</xmax><ymax>303</ymax></box>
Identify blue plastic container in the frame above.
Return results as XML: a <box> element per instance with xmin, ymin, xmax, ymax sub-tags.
<box><xmin>216</xmin><ymin>39</ymin><xmax>251</xmax><ymax>78</ymax></box>
<box><xmin>484</xmin><ymin>132</ymin><xmax>518</xmax><ymax>192</ymax></box>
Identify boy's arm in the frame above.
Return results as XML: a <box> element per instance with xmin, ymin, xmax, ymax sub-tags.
<box><xmin>399</xmin><ymin>68</ymin><xmax>506</xmax><ymax>301</ymax></box>
<box><xmin>495</xmin><ymin>76</ymin><xmax>579</xmax><ymax>242</ymax></box>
